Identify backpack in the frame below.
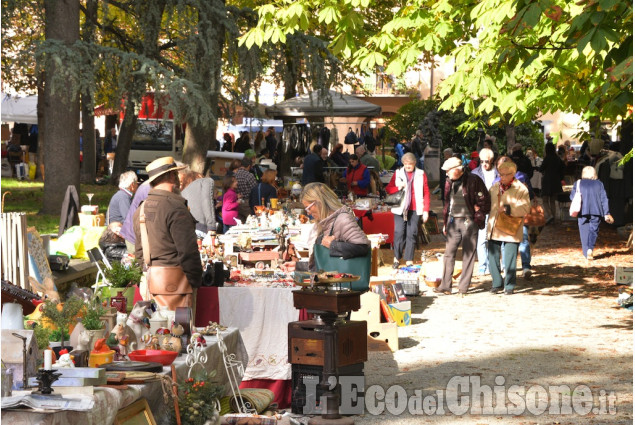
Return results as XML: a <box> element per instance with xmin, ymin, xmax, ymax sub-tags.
<box><xmin>344</xmin><ymin>130</ymin><xmax>357</xmax><ymax>145</ymax></box>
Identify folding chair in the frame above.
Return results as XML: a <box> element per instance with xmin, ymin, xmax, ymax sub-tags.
<box><xmin>87</xmin><ymin>246</ymin><xmax>112</xmax><ymax>295</ymax></box>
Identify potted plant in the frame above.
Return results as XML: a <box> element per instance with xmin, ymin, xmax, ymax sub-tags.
<box><xmin>41</xmin><ymin>296</ymin><xmax>83</xmax><ymax>356</ymax></box>
<box><xmin>80</xmin><ymin>301</ymin><xmax>106</xmax><ymax>352</ymax></box>
<box><xmin>102</xmin><ymin>259</ymin><xmax>143</xmax><ymax>313</ymax></box>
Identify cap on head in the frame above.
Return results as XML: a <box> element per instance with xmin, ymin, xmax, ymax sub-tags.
<box><xmin>441</xmin><ymin>157</ymin><xmax>463</xmax><ymax>171</ymax></box>
<box><xmin>145</xmin><ymin>157</ymin><xmax>186</xmax><ymax>183</ymax></box>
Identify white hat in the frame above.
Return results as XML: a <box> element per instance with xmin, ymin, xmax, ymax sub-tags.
<box><xmin>441</xmin><ymin>157</ymin><xmax>463</xmax><ymax>171</ymax></box>
<box><xmin>145</xmin><ymin>157</ymin><xmax>186</xmax><ymax>183</ymax></box>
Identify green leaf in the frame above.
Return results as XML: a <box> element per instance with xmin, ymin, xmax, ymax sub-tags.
<box><xmin>577</xmin><ymin>27</ymin><xmax>596</xmax><ymax>54</ymax></box>
<box><xmin>599</xmin><ymin>0</ymin><xmax>620</xmax><ymax>10</ymax></box>
<box><xmin>523</xmin><ymin>3</ymin><xmax>542</xmax><ymax>27</ymax></box>
<box><xmin>591</xmin><ymin>29</ymin><xmax>608</xmax><ymax>53</ymax></box>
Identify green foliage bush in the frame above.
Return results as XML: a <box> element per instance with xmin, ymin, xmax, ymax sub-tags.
<box><xmin>104</xmin><ymin>259</ymin><xmax>143</xmax><ymax>288</ymax></box>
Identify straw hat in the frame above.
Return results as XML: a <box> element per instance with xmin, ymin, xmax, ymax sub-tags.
<box><xmin>145</xmin><ymin>157</ymin><xmax>185</xmax><ymax>183</ymax></box>
<box><xmin>441</xmin><ymin>157</ymin><xmax>463</xmax><ymax>171</ymax></box>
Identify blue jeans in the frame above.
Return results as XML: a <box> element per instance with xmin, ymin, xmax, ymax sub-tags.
<box><xmin>476</xmin><ymin>220</ymin><xmax>489</xmax><ymax>273</ymax></box>
<box><xmin>488</xmin><ymin>240</ymin><xmax>519</xmax><ymax>291</ymax></box>
<box><xmin>223</xmin><ymin>224</ymin><xmax>234</xmax><ymax>234</ymax></box>
<box><xmin>519</xmin><ymin>225</ymin><xmax>531</xmax><ymax>270</ymax></box>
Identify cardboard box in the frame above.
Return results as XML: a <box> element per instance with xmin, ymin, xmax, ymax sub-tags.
<box><xmin>614</xmin><ymin>266</ymin><xmax>633</xmax><ymax>285</ymax></box>
<box><xmin>367</xmin><ymin>322</ymin><xmax>398</xmax><ymax>352</ymax></box>
<box><xmin>388</xmin><ymin>301</ymin><xmax>411</xmax><ymax>327</ymax></box>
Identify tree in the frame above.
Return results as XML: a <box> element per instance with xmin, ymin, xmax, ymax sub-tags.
<box><xmin>40</xmin><ymin>0</ymin><xmax>80</xmax><ymax>215</ymax></box>
<box><xmin>243</xmin><ymin>0</ymin><xmax>632</xmax><ymax>128</ymax></box>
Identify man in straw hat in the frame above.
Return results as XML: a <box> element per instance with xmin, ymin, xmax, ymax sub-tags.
<box><xmin>133</xmin><ymin>157</ymin><xmax>201</xmax><ymax>308</ymax></box>
<box><xmin>434</xmin><ymin>156</ymin><xmax>490</xmax><ymax>296</ymax></box>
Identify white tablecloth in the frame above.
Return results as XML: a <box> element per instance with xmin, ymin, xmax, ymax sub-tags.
<box><xmin>218</xmin><ymin>287</ymin><xmax>299</xmax><ymax>380</ymax></box>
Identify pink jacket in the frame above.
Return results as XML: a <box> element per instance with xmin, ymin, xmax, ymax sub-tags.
<box><xmin>222</xmin><ymin>188</ymin><xmax>240</xmax><ymax>225</ymax></box>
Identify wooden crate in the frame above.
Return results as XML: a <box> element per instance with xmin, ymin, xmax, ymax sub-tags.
<box><xmin>288</xmin><ymin>320</ymin><xmax>367</xmax><ymax>367</ymax></box>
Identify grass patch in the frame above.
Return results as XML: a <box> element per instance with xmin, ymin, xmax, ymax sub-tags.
<box><xmin>1</xmin><ymin>178</ymin><xmax>118</xmax><ymax>235</ymax></box>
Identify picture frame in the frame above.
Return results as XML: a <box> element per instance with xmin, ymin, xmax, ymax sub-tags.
<box><xmin>424</xmin><ymin>215</ymin><xmax>440</xmax><ymax>235</ymax></box>
<box><xmin>392</xmin><ymin>283</ymin><xmax>408</xmax><ymax>302</ymax></box>
<box><xmin>114</xmin><ymin>398</ymin><xmax>157</xmax><ymax>425</ymax></box>
<box><xmin>371</xmin><ymin>283</ymin><xmax>386</xmax><ymax>301</ymax></box>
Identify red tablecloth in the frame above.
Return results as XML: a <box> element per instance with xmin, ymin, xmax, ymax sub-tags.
<box><xmin>353</xmin><ymin>209</ymin><xmax>394</xmax><ymax>244</ymax></box>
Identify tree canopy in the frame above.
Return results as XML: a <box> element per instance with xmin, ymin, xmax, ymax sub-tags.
<box><xmin>242</xmin><ymin>0</ymin><xmax>633</xmax><ymax>129</ymax></box>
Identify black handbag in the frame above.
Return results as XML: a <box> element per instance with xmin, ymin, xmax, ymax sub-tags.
<box><xmin>384</xmin><ymin>189</ymin><xmax>405</xmax><ymax>206</ymax></box>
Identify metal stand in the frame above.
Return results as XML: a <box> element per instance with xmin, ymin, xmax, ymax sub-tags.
<box><xmin>307</xmin><ymin>312</ymin><xmax>354</xmax><ymax>425</ymax></box>
<box><xmin>34</xmin><ymin>369</ymin><xmax>61</xmax><ymax>395</ymax></box>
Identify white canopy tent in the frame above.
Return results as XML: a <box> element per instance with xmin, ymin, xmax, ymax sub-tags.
<box><xmin>1</xmin><ymin>93</ymin><xmax>38</xmax><ymax>124</ymax></box>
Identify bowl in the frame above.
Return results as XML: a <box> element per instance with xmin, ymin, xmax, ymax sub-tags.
<box><xmin>128</xmin><ymin>349</ymin><xmax>179</xmax><ymax>366</ymax></box>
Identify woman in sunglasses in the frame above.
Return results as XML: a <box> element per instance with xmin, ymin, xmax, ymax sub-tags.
<box><xmin>281</xmin><ymin>183</ymin><xmax>370</xmax><ymax>275</ymax></box>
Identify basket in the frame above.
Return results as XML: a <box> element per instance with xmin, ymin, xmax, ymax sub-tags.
<box><xmin>401</xmin><ymin>282</ymin><xmax>419</xmax><ymax>296</ymax></box>
<box><xmin>424</xmin><ymin>278</ymin><xmax>441</xmax><ymax>288</ymax></box>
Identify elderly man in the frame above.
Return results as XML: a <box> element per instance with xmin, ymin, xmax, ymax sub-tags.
<box><xmin>471</xmin><ymin>148</ymin><xmax>498</xmax><ymax>275</ymax></box>
<box><xmin>133</xmin><ymin>157</ymin><xmax>201</xmax><ymax>308</ymax></box>
<box><xmin>434</xmin><ymin>157</ymin><xmax>490</xmax><ymax>296</ymax></box>
<box><xmin>234</xmin><ymin>157</ymin><xmax>258</xmax><ymax>220</ymax></box>
<box><xmin>108</xmin><ymin>171</ymin><xmax>138</xmax><ymax>228</ymax></box>
<box><xmin>356</xmin><ymin>145</ymin><xmax>380</xmax><ymax>171</ymax></box>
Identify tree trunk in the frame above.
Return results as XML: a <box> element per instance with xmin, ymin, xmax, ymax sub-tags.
<box><xmin>183</xmin><ymin>124</ymin><xmax>212</xmax><ymax>174</ymax></box>
<box><xmin>80</xmin><ymin>0</ymin><xmax>98</xmax><ymax>184</ymax></box>
<box><xmin>41</xmin><ymin>0</ymin><xmax>80</xmax><ymax>215</ymax></box>
<box><xmin>81</xmin><ymin>94</ymin><xmax>96</xmax><ymax>184</ymax></box>
<box><xmin>182</xmin><ymin>0</ymin><xmax>224</xmax><ymax>174</ymax></box>
<box><xmin>111</xmin><ymin>97</ymin><xmax>138</xmax><ymax>184</ymax></box>
<box><xmin>505</xmin><ymin>124</ymin><xmax>516</xmax><ymax>154</ymax></box>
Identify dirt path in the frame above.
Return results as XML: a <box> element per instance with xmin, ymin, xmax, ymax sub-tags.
<box><xmin>295</xmin><ymin>220</ymin><xmax>633</xmax><ymax>424</ymax></box>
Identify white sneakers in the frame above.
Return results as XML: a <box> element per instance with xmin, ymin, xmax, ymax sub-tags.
<box><xmin>586</xmin><ymin>249</ymin><xmax>594</xmax><ymax>260</ymax></box>
<box><xmin>522</xmin><ymin>269</ymin><xmax>532</xmax><ymax>278</ymax></box>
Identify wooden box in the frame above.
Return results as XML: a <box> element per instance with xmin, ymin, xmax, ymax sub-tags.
<box><xmin>288</xmin><ymin>320</ymin><xmax>367</xmax><ymax>367</ymax></box>
<box><xmin>292</xmin><ymin>290</ymin><xmax>361</xmax><ymax>314</ymax></box>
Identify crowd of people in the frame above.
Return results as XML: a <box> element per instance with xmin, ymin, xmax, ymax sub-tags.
<box><xmin>98</xmin><ymin>125</ymin><xmax>624</xmax><ymax>300</ymax></box>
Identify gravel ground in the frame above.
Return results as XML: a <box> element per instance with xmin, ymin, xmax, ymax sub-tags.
<box><xmin>292</xmin><ymin>219</ymin><xmax>633</xmax><ymax>425</ymax></box>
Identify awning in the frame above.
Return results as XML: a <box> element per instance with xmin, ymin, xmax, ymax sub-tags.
<box><xmin>1</xmin><ymin>93</ymin><xmax>38</xmax><ymax>124</ymax></box>
<box><xmin>265</xmin><ymin>90</ymin><xmax>381</xmax><ymax>118</ymax></box>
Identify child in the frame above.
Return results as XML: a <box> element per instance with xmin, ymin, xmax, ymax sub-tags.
<box><xmin>221</xmin><ymin>175</ymin><xmax>240</xmax><ymax>233</ymax></box>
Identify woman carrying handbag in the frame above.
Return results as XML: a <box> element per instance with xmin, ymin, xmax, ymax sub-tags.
<box><xmin>570</xmin><ymin>166</ymin><xmax>614</xmax><ymax>260</ymax></box>
<box><xmin>385</xmin><ymin>153</ymin><xmax>430</xmax><ymax>269</ymax></box>
<box><xmin>487</xmin><ymin>161</ymin><xmax>531</xmax><ymax>295</ymax></box>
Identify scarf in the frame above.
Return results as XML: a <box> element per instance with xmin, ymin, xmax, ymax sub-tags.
<box><xmin>499</xmin><ymin>178</ymin><xmax>515</xmax><ymax>194</ymax></box>
<box><xmin>401</xmin><ymin>170</ymin><xmax>414</xmax><ymax>220</ymax></box>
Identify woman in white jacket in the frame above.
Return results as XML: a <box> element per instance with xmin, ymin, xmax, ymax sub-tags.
<box><xmin>385</xmin><ymin>153</ymin><xmax>430</xmax><ymax>268</ymax></box>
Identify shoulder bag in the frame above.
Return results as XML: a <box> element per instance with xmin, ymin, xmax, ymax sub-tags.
<box><xmin>313</xmin><ymin>214</ymin><xmax>371</xmax><ymax>292</ymax></box>
<box><xmin>384</xmin><ymin>189</ymin><xmax>405</xmax><ymax>206</ymax></box>
<box><xmin>569</xmin><ymin>180</ymin><xmax>582</xmax><ymax>218</ymax></box>
<box><xmin>139</xmin><ymin>203</ymin><xmax>192</xmax><ymax>310</ymax></box>
<box><xmin>493</xmin><ymin>186</ymin><xmax>523</xmax><ymax>236</ymax></box>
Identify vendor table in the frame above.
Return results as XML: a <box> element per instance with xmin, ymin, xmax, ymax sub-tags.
<box><xmin>353</xmin><ymin>209</ymin><xmax>394</xmax><ymax>244</ymax></box>
<box><xmin>1</xmin><ymin>328</ymin><xmax>246</xmax><ymax>425</ymax></box>
<box><xmin>195</xmin><ymin>286</ymin><xmax>303</xmax><ymax>408</ymax></box>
